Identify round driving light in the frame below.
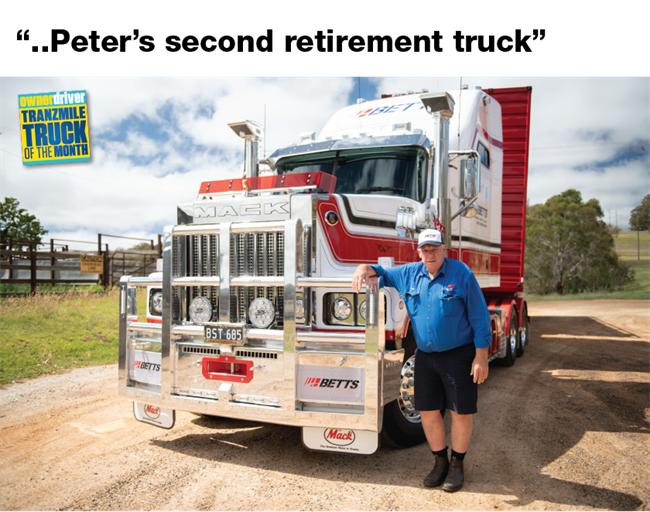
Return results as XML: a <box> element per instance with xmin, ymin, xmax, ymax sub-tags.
<box><xmin>359</xmin><ymin>300</ymin><xmax>367</xmax><ymax>321</ymax></box>
<box><xmin>295</xmin><ymin>297</ymin><xmax>305</xmax><ymax>322</ymax></box>
<box><xmin>189</xmin><ymin>296</ymin><xmax>212</xmax><ymax>325</ymax></box>
<box><xmin>151</xmin><ymin>290</ymin><xmax>163</xmax><ymax>315</ymax></box>
<box><xmin>332</xmin><ymin>297</ymin><xmax>352</xmax><ymax>321</ymax></box>
<box><xmin>249</xmin><ymin>298</ymin><xmax>275</xmax><ymax>329</ymax></box>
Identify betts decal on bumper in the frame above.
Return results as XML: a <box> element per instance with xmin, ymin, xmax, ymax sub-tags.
<box><xmin>297</xmin><ymin>366</ymin><xmax>364</xmax><ymax>403</ymax></box>
<box><xmin>128</xmin><ymin>350</ymin><xmax>161</xmax><ymax>385</ymax></box>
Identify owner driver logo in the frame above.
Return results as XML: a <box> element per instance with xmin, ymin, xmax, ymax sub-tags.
<box><xmin>323</xmin><ymin>428</ymin><xmax>356</xmax><ymax>447</ymax></box>
<box><xmin>304</xmin><ymin>377</ymin><xmax>359</xmax><ymax>389</ymax></box>
<box><xmin>18</xmin><ymin>90</ymin><xmax>91</xmax><ymax>166</ymax></box>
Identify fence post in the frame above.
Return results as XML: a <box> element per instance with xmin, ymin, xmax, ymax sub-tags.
<box><xmin>158</xmin><ymin>234</ymin><xmax>162</xmax><ymax>258</ymax></box>
<box><xmin>30</xmin><ymin>243</ymin><xmax>37</xmax><ymax>294</ymax></box>
<box><xmin>98</xmin><ymin>234</ymin><xmax>102</xmax><ymax>256</ymax></box>
<box><xmin>50</xmin><ymin>239</ymin><xmax>55</xmax><ymax>282</ymax></box>
<box><xmin>8</xmin><ymin>239</ymin><xmax>13</xmax><ymax>280</ymax></box>
<box><xmin>103</xmin><ymin>251</ymin><xmax>109</xmax><ymax>290</ymax></box>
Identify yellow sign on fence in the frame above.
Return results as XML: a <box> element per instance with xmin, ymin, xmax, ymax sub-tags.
<box><xmin>80</xmin><ymin>255</ymin><xmax>104</xmax><ymax>274</ymax></box>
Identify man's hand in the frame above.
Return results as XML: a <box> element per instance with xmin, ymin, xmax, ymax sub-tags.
<box><xmin>395</xmin><ymin>315</ymin><xmax>410</xmax><ymax>338</ymax></box>
<box><xmin>470</xmin><ymin>347</ymin><xmax>489</xmax><ymax>384</ymax></box>
<box><xmin>352</xmin><ymin>264</ymin><xmax>378</xmax><ymax>293</ymax></box>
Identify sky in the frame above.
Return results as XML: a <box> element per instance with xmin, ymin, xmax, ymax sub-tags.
<box><xmin>1</xmin><ymin>77</ymin><xmax>648</xmax><ymax>250</ymax></box>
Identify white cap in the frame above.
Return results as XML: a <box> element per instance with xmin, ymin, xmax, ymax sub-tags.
<box><xmin>417</xmin><ymin>229</ymin><xmax>443</xmax><ymax>249</ymax></box>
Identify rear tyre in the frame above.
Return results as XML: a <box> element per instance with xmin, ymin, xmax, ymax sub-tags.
<box><xmin>516</xmin><ymin>305</ymin><xmax>529</xmax><ymax>357</ymax></box>
<box><xmin>497</xmin><ymin>309</ymin><xmax>518</xmax><ymax>367</ymax></box>
<box><xmin>381</xmin><ymin>335</ymin><xmax>427</xmax><ymax>448</ymax></box>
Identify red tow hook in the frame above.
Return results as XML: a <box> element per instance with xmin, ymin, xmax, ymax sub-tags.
<box><xmin>201</xmin><ymin>356</ymin><xmax>254</xmax><ymax>383</ymax></box>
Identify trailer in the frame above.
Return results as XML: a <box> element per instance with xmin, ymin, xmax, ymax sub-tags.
<box><xmin>119</xmin><ymin>86</ymin><xmax>533</xmax><ymax>454</ymax></box>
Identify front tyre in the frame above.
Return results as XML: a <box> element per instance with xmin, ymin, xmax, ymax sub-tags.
<box><xmin>381</xmin><ymin>341</ymin><xmax>427</xmax><ymax>448</ymax></box>
<box><xmin>496</xmin><ymin>308</ymin><xmax>518</xmax><ymax>367</ymax></box>
<box><xmin>516</xmin><ymin>305</ymin><xmax>529</xmax><ymax>357</ymax></box>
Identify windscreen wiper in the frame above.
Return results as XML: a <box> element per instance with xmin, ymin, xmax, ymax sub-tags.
<box><xmin>355</xmin><ymin>187</ymin><xmax>404</xmax><ymax>193</ymax></box>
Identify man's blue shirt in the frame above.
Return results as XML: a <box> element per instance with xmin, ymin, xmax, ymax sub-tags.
<box><xmin>371</xmin><ymin>258</ymin><xmax>492</xmax><ymax>353</ymax></box>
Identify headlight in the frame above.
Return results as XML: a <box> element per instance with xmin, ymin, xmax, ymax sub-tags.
<box><xmin>332</xmin><ymin>297</ymin><xmax>352</xmax><ymax>321</ymax></box>
<box><xmin>295</xmin><ymin>296</ymin><xmax>305</xmax><ymax>322</ymax></box>
<box><xmin>249</xmin><ymin>298</ymin><xmax>275</xmax><ymax>329</ymax></box>
<box><xmin>150</xmin><ymin>290</ymin><xmax>163</xmax><ymax>315</ymax></box>
<box><xmin>189</xmin><ymin>296</ymin><xmax>212</xmax><ymax>325</ymax></box>
<box><xmin>358</xmin><ymin>300</ymin><xmax>367</xmax><ymax>321</ymax></box>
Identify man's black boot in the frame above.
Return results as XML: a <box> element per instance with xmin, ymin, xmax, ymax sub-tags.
<box><xmin>442</xmin><ymin>456</ymin><xmax>464</xmax><ymax>492</ymax></box>
<box><xmin>423</xmin><ymin>454</ymin><xmax>449</xmax><ymax>487</ymax></box>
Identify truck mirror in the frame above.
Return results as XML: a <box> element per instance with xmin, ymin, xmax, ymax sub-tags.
<box><xmin>460</xmin><ymin>157</ymin><xmax>480</xmax><ymax>199</ymax></box>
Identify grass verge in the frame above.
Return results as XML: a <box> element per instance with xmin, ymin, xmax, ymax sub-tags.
<box><xmin>0</xmin><ymin>288</ymin><xmax>146</xmax><ymax>385</ymax></box>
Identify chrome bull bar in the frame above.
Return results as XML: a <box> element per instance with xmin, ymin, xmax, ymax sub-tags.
<box><xmin>118</xmin><ymin>218</ymin><xmax>398</xmax><ymax>432</ymax></box>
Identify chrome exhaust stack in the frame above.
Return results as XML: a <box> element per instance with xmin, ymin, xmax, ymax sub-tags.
<box><xmin>228</xmin><ymin>120</ymin><xmax>264</xmax><ymax>180</ymax></box>
<box><xmin>419</xmin><ymin>93</ymin><xmax>455</xmax><ymax>246</ymax></box>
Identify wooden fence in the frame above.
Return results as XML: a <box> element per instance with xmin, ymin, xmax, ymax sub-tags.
<box><xmin>108</xmin><ymin>250</ymin><xmax>159</xmax><ymax>286</ymax></box>
<box><xmin>0</xmin><ymin>240</ymin><xmax>108</xmax><ymax>295</ymax></box>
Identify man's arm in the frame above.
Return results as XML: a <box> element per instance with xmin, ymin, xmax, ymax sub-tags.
<box><xmin>470</xmin><ymin>347</ymin><xmax>489</xmax><ymax>384</ymax></box>
<box><xmin>352</xmin><ymin>264</ymin><xmax>378</xmax><ymax>293</ymax></box>
<box><xmin>464</xmin><ymin>269</ymin><xmax>492</xmax><ymax>384</ymax></box>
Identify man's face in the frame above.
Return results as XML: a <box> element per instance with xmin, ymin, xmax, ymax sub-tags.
<box><xmin>417</xmin><ymin>244</ymin><xmax>446</xmax><ymax>274</ymax></box>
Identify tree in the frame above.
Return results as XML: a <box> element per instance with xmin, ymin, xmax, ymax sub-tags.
<box><xmin>525</xmin><ymin>189</ymin><xmax>633</xmax><ymax>295</ymax></box>
<box><xmin>0</xmin><ymin>197</ymin><xmax>48</xmax><ymax>250</ymax></box>
<box><xmin>629</xmin><ymin>194</ymin><xmax>650</xmax><ymax>233</ymax></box>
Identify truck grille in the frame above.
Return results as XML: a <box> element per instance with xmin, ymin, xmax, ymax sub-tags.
<box><xmin>172</xmin><ymin>231</ymin><xmax>285</xmax><ymax>328</ymax></box>
<box><xmin>230</xmin><ymin>232</ymin><xmax>284</xmax><ymax>325</ymax></box>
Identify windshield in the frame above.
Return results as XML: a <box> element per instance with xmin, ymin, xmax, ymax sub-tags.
<box><xmin>275</xmin><ymin>146</ymin><xmax>428</xmax><ymax>202</ymax></box>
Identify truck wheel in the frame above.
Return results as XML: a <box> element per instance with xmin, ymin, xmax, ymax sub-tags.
<box><xmin>381</xmin><ymin>340</ymin><xmax>427</xmax><ymax>448</ymax></box>
<box><xmin>497</xmin><ymin>309</ymin><xmax>518</xmax><ymax>367</ymax></box>
<box><xmin>516</xmin><ymin>305</ymin><xmax>529</xmax><ymax>357</ymax></box>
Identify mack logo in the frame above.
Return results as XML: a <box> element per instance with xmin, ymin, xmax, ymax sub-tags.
<box><xmin>324</xmin><ymin>428</ymin><xmax>356</xmax><ymax>446</ymax></box>
<box><xmin>304</xmin><ymin>377</ymin><xmax>359</xmax><ymax>389</ymax></box>
<box><xmin>144</xmin><ymin>404</ymin><xmax>160</xmax><ymax>420</ymax></box>
<box><xmin>134</xmin><ymin>361</ymin><xmax>161</xmax><ymax>371</ymax></box>
<box><xmin>195</xmin><ymin>201</ymin><xmax>290</xmax><ymax>219</ymax></box>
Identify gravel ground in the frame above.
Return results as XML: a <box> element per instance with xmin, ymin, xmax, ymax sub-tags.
<box><xmin>1</xmin><ymin>299</ymin><xmax>648</xmax><ymax>511</ymax></box>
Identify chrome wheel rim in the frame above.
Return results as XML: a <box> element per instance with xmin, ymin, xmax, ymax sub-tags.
<box><xmin>510</xmin><ymin>330</ymin><xmax>517</xmax><ymax>355</ymax></box>
<box><xmin>520</xmin><ymin>327</ymin><xmax>527</xmax><ymax>347</ymax></box>
<box><xmin>398</xmin><ymin>355</ymin><xmax>420</xmax><ymax>423</ymax></box>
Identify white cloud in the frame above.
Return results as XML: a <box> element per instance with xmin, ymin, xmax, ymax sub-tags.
<box><xmin>2</xmin><ymin>77</ymin><xmax>648</xmax><ymax>254</ymax></box>
<box><xmin>1</xmin><ymin>77</ymin><xmax>354</xmax><ymax>250</ymax></box>
<box><xmin>373</xmin><ymin>77</ymin><xmax>650</xmax><ymax>228</ymax></box>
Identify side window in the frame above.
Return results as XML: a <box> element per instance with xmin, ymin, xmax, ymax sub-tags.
<box><xmin>477</xmin><ymin>142</ymin><xmax>490</xmax><ymax>169</ymax></box>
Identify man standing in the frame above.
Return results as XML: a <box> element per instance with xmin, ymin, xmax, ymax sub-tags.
<box><xmin>352</xmin><ymin>229</ymin><xmax>491</xmax><ymax>492</ymax></box>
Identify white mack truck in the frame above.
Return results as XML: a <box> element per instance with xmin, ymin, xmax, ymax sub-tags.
<box><xmin>119</xmin><ymin>86</ymin><xmax>533</xmax><ymax>454</ymax></box>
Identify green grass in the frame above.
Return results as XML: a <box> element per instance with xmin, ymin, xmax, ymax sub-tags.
<box><xmin>0</xmin><ymin>283</ymin><xmax>106</xmax><ymax>294</ymax></box>
<box><xmin>526</xmin><ymin>230</ymin><xmax>650</xmax><ymax>302</ymax></box>
<box><xmin>613</xmin><ymin>230</ymin><xmax>650</xmax><ymax>259</ymax></box>
<box><xmin>0</xmin><ymin>288</ymin><xmax>147</xmax><ymax>385</ymax></box>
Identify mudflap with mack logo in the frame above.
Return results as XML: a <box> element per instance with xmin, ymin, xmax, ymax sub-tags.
<box><xmin>302</xmin><ymin>427</ymin><xmax>379</xmax><ymax>454</ymax></box>
<box><xmin>133</xmin><ymin>402</ymin><xmax>176</xmax><ymax>429</ymax></box>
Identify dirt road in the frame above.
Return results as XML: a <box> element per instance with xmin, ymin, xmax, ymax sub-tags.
<box><xmin>1</xmin><ymin>300</ymin><xmax>648</xmax><ymax>511</ymax></box>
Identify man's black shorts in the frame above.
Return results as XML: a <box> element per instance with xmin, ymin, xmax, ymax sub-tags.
<box><xmin>414</xmin><ymin>343</ymin><xmax>478</xmax><ymax>415</ymax></box>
